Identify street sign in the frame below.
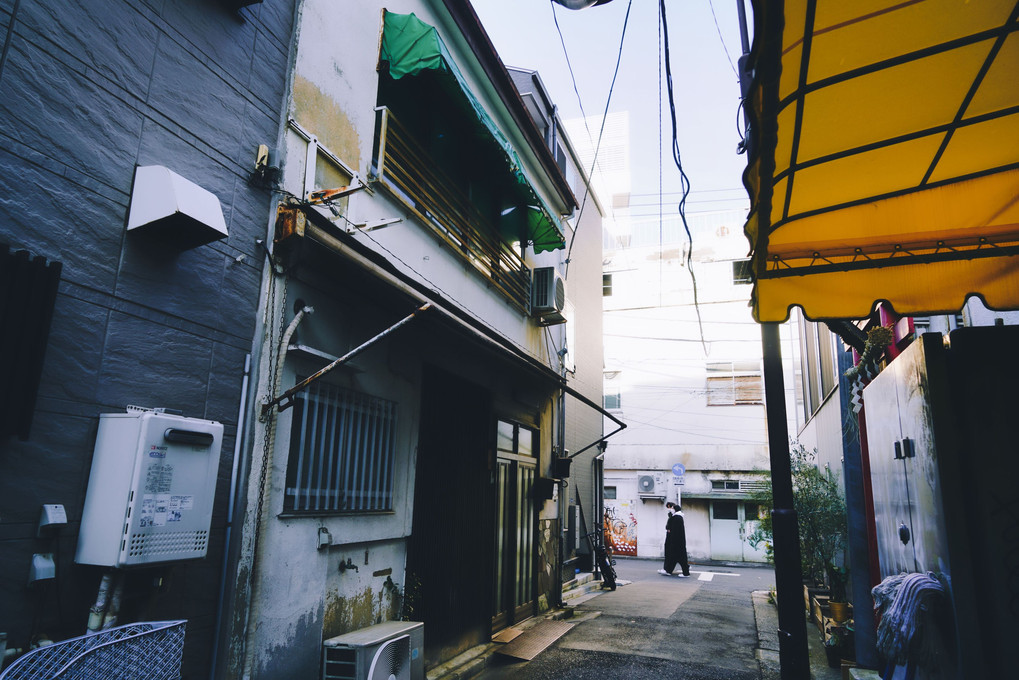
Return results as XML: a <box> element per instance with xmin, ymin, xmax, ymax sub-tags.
<box><xmin>672</xmin><ymin>463</ymin><xmax>685</xmax><ymax>476</ymax></box>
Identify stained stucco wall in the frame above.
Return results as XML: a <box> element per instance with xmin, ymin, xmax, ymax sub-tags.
<box><xmin>229</xmin><ymin>1</ymin><xmax>593</xmax><ymax>674</ymax></box>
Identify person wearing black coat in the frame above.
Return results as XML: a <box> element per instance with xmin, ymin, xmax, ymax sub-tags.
<box><xmin>659</xmin><ymin>502</ymin><xmax>690</xmax><ymax>577</ymax></box>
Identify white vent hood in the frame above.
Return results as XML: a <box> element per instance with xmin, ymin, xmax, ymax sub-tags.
<box><xmin>126</xmin><ymin>165</ymin><xmax>228</xmax><ymax>249</ymax></box>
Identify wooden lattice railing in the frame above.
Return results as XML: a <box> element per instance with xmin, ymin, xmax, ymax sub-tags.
<box><xmin>370</xmin><ymin>106</ymin><xmax>531</xmax><ymax>313</ymax></box>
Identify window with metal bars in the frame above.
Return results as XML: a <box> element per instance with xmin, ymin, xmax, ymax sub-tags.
<box><xmin>284</xmin><ymin>379</ymin><xmax>397</xmax><ymax>513</ymax></box>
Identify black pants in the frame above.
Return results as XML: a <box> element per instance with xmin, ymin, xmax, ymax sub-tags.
<box><xmin>664</xmin><ymin>553</ymin><xmax>689</xmax><ymax>576</ymax></box>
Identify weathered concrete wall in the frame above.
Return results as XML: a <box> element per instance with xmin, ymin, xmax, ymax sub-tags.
<box><xmin>286</xmin><ymin>0</ymin><xmax>564</xmax><ymax>365</ymax></box>
<box><xmin>229</xmin><ymin>1</ymin><xmax>595</xmax><ymax>674</ymax></box>
<box><xmin>0</xmin><ymin>1</ymin><xmax>296</xmax><ymax>676</ymax></box>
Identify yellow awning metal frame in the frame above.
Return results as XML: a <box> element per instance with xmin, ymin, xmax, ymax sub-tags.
<box><xmin>744</xmin><ymin>0</ymin><xmax>1019</xmax><ymax>322</ymax></box>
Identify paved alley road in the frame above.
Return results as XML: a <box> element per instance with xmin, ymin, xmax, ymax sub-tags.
<box><xmin>477</xmin><ymin>557</ymin><xmax>777</xmax><ymax>680</ymax></box>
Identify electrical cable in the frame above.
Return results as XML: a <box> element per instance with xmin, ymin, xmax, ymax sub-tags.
<box><xmin>659</xmin><ymin>0</ymin><xmax>708</xmax><ymax>355</ymax></box>
<box><xmin>708</xmin><ymin>0</ymin><xmax>740</xmax><ymax>78</ymax></box>
<box><xmin>549</xmin><ymin>0</ymin><xmax>601</xmax><ymax>270</ymax></box>
<box><xmin>619</xmin><ymin>415</ymin><xmax>771</xmax><ymax>443</ymax></box>
<box><xmin>550</xmin><ymin>1</ymin><xmax>595</xmax><ymax>152</ymax></box>
<box><xmin>564</xmin><ymin>0</ymin><xmax>634</xmax><ymax>280</ymax></box>
<box><xmin>630</xmin><ymin>187</ymin><xmax>749</xmax><ymax>198</ymax></box>
<box><xmin>658</xmin><ymin>1</ymin><xmax>664</xmax><ymax>308</ymax></box>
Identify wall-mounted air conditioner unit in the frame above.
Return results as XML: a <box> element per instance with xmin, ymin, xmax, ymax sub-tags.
<box><xmin>637</xmin><ymin>471</ymin><xmax>667</xmax><ymax>499</ymax></box>
<box><xmin>322</xmin><ymin>621</ymin><xmax>424</xmax><ymax>680</ymax></box>
<box><xmin>531</xmin><ymin>267</ymin><xmax>566</xmax><ymax>325</ymax></box>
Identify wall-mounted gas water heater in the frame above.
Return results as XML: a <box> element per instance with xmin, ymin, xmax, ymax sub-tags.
<box><xmin>75</xmin><ymin>406</ymin><xmax>223</xmax><ymax>567</ymax></box>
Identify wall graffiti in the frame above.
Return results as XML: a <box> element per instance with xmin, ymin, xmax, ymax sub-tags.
<box><xmin>604</xmin><ymin>500</ymin><xmax>638</xmax><ymax>555</ymax></box>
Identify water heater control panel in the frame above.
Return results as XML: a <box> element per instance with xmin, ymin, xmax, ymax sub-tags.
<box><xmin>76</xmin><ymin>407</ymin><xmax>223</xmax><ymax>567</ymax></box>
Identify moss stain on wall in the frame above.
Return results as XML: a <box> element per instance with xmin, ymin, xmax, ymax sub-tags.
<box><xmin>323</xmin><ymin>586</ymin><xmax>373</xmax><ymax>639</ymax></box>
<box><xmin>322</xmin><ymin>580</ymin><xmax>402</xmax><ymax>639</ymax></box>
<box><xmin>292</xmin><ymin>75</ymin><xmax>361</xmax><ymax>168</ymax></box>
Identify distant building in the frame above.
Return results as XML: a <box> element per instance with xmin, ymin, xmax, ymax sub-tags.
<box><xmin>601</xmin><ymin>207</ymin><xmax>789</xmax><ymax>563</ymax></box>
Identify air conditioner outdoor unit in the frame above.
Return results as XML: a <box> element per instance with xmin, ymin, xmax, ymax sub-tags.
<box><xmin>637</xmin><ymin>471</ymin><xmax>667</xmax><ymax>498</ymax></box>
<box><xmin>531</xmin><ymin>266</ymin><xmax>566</xmax><ymax>324</ymax></box>
<box><xmin>322</xmin><ymin>621</ymin><xmax>424</xmax><ymax>680</ymax></box>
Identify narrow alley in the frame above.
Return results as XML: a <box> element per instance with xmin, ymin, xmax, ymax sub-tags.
<box><xmin>465</xmin><ymin>558</ymin><xmax>839</xmax><ymax>680</ymax></box>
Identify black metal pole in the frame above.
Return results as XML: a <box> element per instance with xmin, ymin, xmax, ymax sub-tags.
<box><xmin>761</xmin><ymin>322</ymin><xmax>810</xmax><ymax>679</ymax></box>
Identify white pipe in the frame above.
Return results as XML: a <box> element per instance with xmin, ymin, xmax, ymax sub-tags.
<box><xmin>101</xmin><ymin>575</ymin><xmax>123</xmax><ymax>629</ymax></box>
<box><xmin>240</xmin><ymin>306</ymin><xmax>312</xmax><ymax>677</ymax></box>
<box><xmin>87</xmin><ymin>571</ymin><xmax>114</xmax><ymax>633</ymax></box>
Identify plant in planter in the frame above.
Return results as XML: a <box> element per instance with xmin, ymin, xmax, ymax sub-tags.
<box><xmin>824</xmin><ymin>624</ymin><xmax>848</xmax><ymax>668</ymax></box>
<box><xmin>747</xmin><ymin>444</ymin><xmax>848</xmax><ymax>585</ymax></box>
<box><xmin>826</xmin><ymin>563</ymin><xmax>851</xmax><ymax>623</ymax></box>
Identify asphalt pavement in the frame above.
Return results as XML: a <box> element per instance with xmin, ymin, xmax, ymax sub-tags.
<box><xmin>472</xmin><ymin>557</ymin><xmax>842</xmax><ymax>680</ymax></box>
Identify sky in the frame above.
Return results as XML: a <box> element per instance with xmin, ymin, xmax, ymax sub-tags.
<box><xmin>470</xmin><ymin>0</ymin><xmax>754</xmax><ymax>216</ymax></box>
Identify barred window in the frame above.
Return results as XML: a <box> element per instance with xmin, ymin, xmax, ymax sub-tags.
<box><xmin>285</xmin><ymin>379</ymin><xmax>397</xmax><ymax>513</ymax></box>
<box><xmin>706</xmin><ymin>361</ymin><xmax>763</xmax><ymax>406</ymax></box>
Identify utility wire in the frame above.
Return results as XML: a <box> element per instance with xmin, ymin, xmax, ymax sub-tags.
<box><xmin>631</xmin><ymin>187</ymin><xmax>748</xmax><ymax>197</ymax></box>
<box><xmin>564</xmin><ymin>0</ymin><xmax>634</xmax><ymax>280</ymax></box>
<box><xmin>658</xmin><ymin>0</ymin><xmax>664</xmax><ymax>308</ymax></box>
<box><xmin>659</xmin><ymin>0</ymin><xmax>707</xmax><ymax>355</ymax></box>
<box><xmin>550</xmin><ymin>1</ymin><xmax>596</xmax><ymax>160</ymax></box>
<box><xmin>707</xmin><ymin>0</ymin><xmax>740</xmax><ymax>78</ymax></box>
<box><xmin>0</xmin><ymin>0</ymin><xmax>23</xmax><ymax>87</ymax></box>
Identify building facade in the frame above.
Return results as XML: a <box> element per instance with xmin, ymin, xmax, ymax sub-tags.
<box><xmin>601</xmin><ymin>207</ymin><xmax>785</xmax><ymax>564</ymax></box>
<box><xmin>221</xmin><ymin>2</ymin><xmax>607</xmax><ymax>677</ymax></box>
<box><xmin>1</xmin><ymin>1</ymin><xmax>606</xmax><ymax>678</ymax></box>
<box><xmin>0</xmin><ymin>1</ymin><xmax>297</xmax><ymax>676</ymax></box>
<box><xmin>791</xmin><ymin>301</ymin><xmax>1019</xmax><ymax>674</ymax></box>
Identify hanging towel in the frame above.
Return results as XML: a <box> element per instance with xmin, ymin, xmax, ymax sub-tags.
<box><xmin>872</xmin><ymin>572</ymin><xmax>952</xmax><ymax>672</ymax></box>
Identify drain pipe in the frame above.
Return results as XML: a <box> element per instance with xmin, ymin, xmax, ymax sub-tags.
<box><xmin>86</xmin><ymin>571</ymin><xmax>115</xmax><ymax>633</ymax></box>
<box><xmin>240</xmin><ymin>306</ymin><xmax>312</xmax><ymax>678</ymax></box>
<box><xmin>209</xmin><ymin>353</ymin><xmax>251</xmax><ymax>679</ymax></box>
<box><xmin>555</xmin><ymin>343</ymin><xmax>568</xmax><ymax>609</ymax></box>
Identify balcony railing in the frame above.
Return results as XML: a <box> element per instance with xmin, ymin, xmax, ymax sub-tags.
<box><xmin>370</xmin><ymin>106</ymin><xmax>531</xmax><ymax>313</ymax></box>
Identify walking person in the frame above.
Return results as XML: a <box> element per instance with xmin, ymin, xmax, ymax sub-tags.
<box><xmin>659</xmin><ymin>502</ymin><xmax>690</xmax><ymax>577</ymax></box>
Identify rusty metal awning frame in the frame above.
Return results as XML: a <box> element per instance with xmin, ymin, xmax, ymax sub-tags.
<box><xmin>271</xmin><ymin>203</ymin><xmax>625</xmax><ymax>443</ymax></box>
<box><xmin>259</xmin><ymin>303</ymin><xmax>432</xmax><ymax>419</ymax></box>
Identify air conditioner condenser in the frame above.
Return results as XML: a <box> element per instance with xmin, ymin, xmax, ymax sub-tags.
<box><xmin>322</xmin><ymin>620</ymin><xmax>424</xmax><ymax>680</ymax></box>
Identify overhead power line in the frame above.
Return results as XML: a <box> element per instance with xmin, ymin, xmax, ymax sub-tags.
<box><xmin>659</xmin><ymin>0</ymin><xmax>707</xmax><ymax>355</ymax></box>
<box><xmin>563</xmin><ymin>0</ymin><xmax>635</xmax><ymax>280</ymax></box>
<box><xmin>707</xmin><ymin>0</ymin><xmax>740</xmax><ymax>78</ymax></box>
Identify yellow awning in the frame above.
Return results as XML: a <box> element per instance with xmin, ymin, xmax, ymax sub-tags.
<box><xmin>743</xmin><ymin>0</ymin><xmax>1019</xmax><ymax>322</ymax></box>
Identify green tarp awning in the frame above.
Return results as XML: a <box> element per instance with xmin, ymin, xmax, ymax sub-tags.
<box><xmin>379</xmin><ymin>12</ymin><xmax>566</xmax><ymax>253</ymax></box>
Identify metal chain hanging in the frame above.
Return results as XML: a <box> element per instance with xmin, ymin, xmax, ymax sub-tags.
<box><xmin>254</xmin><ymin>267</ymin><xmax>287</xmax><ymax>547</ymax></box>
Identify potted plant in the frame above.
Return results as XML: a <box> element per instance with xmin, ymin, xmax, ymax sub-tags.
<box><xmin>826</xmin><ymin>563</ymin><xmax>850</xmax><ymax>623</ymax></box>
<box><xmin>824</xmin><ymin>624</ymin><xmax>847</xmax><ymax>668</ymax></box>
<box><xmin>747</xmin><ymin>444</ymin><xmax>849</xmax><ymax>595</ymax></box>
